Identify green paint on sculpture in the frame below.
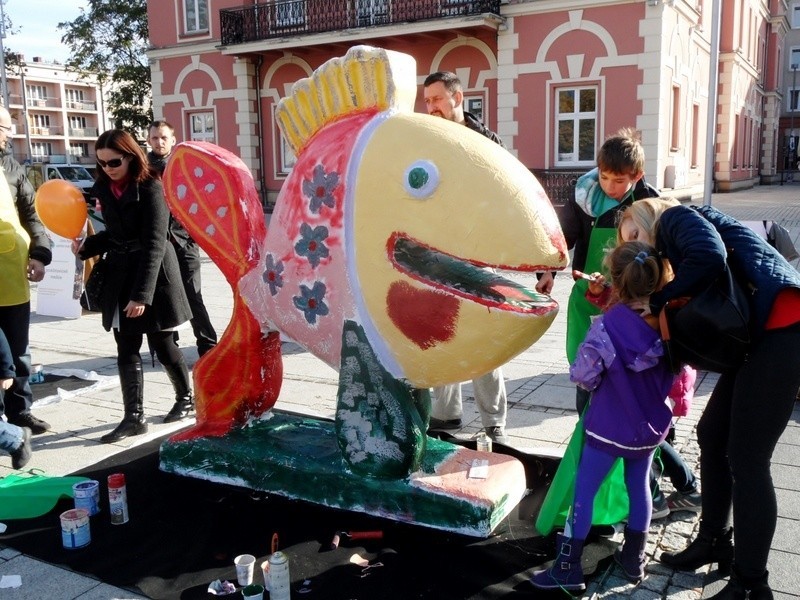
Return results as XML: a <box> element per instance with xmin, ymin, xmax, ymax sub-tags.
<box><xmin>160</xmin><ymin>413</ymin><xmax>498</xmax><ymax>533</ymax></box>
<box><xmin>335</xmin><ymin>320</ymin><xmax>427</xmax><ymax>478</ymax></box>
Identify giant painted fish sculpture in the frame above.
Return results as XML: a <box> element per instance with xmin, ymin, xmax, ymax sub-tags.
<box><xmin>163</xmin><ymin>46</ymin><xmax>568</xmax><ymax>480</ymax></box>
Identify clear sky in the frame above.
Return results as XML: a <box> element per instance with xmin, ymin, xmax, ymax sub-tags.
<box><xmin>2</xmin><ymin>0</ymin><xmax>88</xmax><ymax>63</ymax></box>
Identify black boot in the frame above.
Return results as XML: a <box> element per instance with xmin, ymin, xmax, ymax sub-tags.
<box><xmin>707</xmin><ymin>567</ymin><xmax>773</xmax><ymax>600</ymax></box>
<box><xmin>659</xmin><ymin>525</ymin><xmax>733</xmax><ymax>575</ymax></box>
<box><xmin>614</xmin><ymin>527</ymin><xmax>647</xmax><ymax>582</ymax></box>
<box><xmin>162</xmin><ymin>359</ymin><xmax>194</xmax><ymax>423</ymax></box>
<box><xmin>101</xmin><ymin>364</ymin><xmax>148</xmax><ymax>444</ymax></box>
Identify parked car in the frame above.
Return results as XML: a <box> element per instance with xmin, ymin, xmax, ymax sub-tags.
<box><xmin>25</xmin><ymin>163</ymin><xmax>96</xmax><ymax>203</ymax></box>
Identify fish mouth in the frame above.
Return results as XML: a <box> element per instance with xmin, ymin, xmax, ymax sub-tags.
<box><xmin>389</xmin><ymin>234</ymin><xmax>557</xmax><ymax>316</ymax></box>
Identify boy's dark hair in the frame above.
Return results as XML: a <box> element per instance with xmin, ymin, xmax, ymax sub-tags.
<box><xmin>596</xmin><ymin>127</ymin><xmax>645</xmax><ymax>176</ymax></box>
<box><xmin>604</xmin><ymin>240</ymin><xmax>663</xmax><ymax>304</ymax></box>
<box><xmin>423</xmin><ymin>71</ymin><xmax>462</xmax><ymax>94</ymax></box>
<box><xmin>149</xmin><ymin>120</ymin><xmax>175</xmax><ymax>134</ymax></box>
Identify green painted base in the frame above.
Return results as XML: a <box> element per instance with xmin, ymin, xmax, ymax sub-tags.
<box><xmin>159</xmin><ymin>412</ymin><xmax>526</xmax><ymax>537</ymax></box>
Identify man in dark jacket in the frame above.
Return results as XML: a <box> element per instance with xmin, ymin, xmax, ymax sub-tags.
<box><xmin>0</xmin><ymin>106</ymin><xmax>52</xmax><ymax>434</ymax></box>
<box><xmin>147</xmin><ymin>120</ymin><xmax>217</xmax><ymax>358</ymax></box>
<box><xmin>422</xmin><ymin>71</ymin><xmax>509</xmax><ymax>444</ymax></box>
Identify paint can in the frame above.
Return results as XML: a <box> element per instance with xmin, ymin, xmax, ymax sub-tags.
<box><xmin>108</xmin><ymin>473</ymin><xmax>129</xmax><ymax>525</ymax></box>
<box><xmin>73</xmin><ymin>480</ymin><xmax>100</xmax><ymax>516</ymax></box>
<box><xmin>267</xmin><ymin>551</ymin><xmax>291</xmax><ymax>600</ymax></box>
<box><xmin>476</xmin><ymin>432</ymin><xmax>492</xmax><ymax>453</ymax></box>
<box><xmin>60</xmin><ymin>508</ymin><xmax>91</xmax><ymax>549</ymax></box>
<box><xmin>28</xmin><ymin>363</ymin><xmax>45</xmax><ymax>384</ymax></box>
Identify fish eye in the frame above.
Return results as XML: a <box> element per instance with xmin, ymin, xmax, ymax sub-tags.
<box><xmin>404</xmin><ymin>160</ymin><xmax>439</xmax><ymax>199</ymax></box>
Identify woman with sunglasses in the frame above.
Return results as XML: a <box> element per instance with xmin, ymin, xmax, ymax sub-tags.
<box><xmin>617</xmin><ymin>198</ymin><xmax>800</xmax><ymax>599</ymax></box>
<box><xmin>75</xmin><ymin>129</ymin><xmax>194</xmax><ymax>442</ymax></box>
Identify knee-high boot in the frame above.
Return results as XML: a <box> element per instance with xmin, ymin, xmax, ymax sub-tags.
<box><xmin>162</xmin><ymin>358</ymin><xmax>194</xmax><ymax>423</ymax></box>
<box><xmin>101</xmin><ymin>363</ymin><xmax>148</xmax><ymax>443</ymax></box>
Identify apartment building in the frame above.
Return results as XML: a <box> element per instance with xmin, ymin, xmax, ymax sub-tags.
<box><xmin>146</xmin><ymin>0</ymin><xmax>785</xmax><ymax>205</ymax></box>
<box><xmin>4</xmin><ymin>56</ymin><xmax>109</xmax><ymax>167</ymax></box>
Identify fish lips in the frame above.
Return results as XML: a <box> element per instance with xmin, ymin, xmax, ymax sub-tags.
<box><xmin>388</xmin><ymin>234</ymin><xmax>557</xmax><ymax>316</ymax></box>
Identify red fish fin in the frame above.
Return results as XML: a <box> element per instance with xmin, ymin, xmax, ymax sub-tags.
<box><xmin>163</xmin><ymin>141</ymin><xmax>267</xmax><ymax>285</ymax></box>
<box><xmin>169</xmin><ymin>302</ymin><xmax>283</xmax><ymax>442</ymax></box>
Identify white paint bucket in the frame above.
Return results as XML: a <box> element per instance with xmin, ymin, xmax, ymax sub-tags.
<box><xmin>60</xmin><ymin>508</ymin><xmax>91</xmax><ymax>549</ymax></box>
<box><xmin>73</xmin><ymin>480</ymin><xmax>100</xmax><ymax>516</ymax></box>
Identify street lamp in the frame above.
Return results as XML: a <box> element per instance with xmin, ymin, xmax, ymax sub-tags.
<box><xmin>790</xmin><ymin>63</ymin><xmax>798</xmax><ymax>182</ymax></box>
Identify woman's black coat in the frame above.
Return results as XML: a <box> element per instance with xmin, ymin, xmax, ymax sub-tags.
<box><xmin>79</xmin><ymin>177</ymin><xmax>191</xmax><ymax>334</ymax></box>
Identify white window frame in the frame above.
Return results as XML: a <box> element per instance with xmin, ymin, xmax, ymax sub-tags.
<box><xmin>32</xmin><ymin>142</ymin><xmax>53</xmax><ymax>159</ymax></box>
<box><xmin>792</xmin><ymin>2</ymin><xmax>800</xmax><ymax>29</ymax></box>
<box><xmin>189</xmin><ymin>111</ymin><xmax>215</xmax><ymax>143</ymax></box>
<box><xmin>33</xmin><ymin>114</ymin><xmax>51</xmax><ymax>128</ymax></box>
<box><xmin>185</xmin><ymin>0</ymin><xmax>209</xmax><ymax>33</ymax></box>
<box><xmin>464</xmin><ymin>96</ymin><xmax>484</xmax><ymax>123</ymax></box>
<box><xmin>279</xmin><ymin>135</ymin><xmax>296</xmax><ymax>175</ymax></box>
<box><xmin>69</xmin><ymin>143</ymin><xmax>89</xmax><ymax>158</ymax></box>
<box><xmin>554</xmin><ymin>86</ymin><xmax>598</xmax><ymax>167</ymax></box>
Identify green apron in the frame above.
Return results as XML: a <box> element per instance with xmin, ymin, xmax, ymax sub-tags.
<box><xmin>565</xmin><ymin>225</ymin><xmax>617</xmax><ymax>363</ymax></box>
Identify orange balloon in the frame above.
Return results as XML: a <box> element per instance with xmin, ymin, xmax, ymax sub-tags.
<box><xmin>34</xmin><ymin>180</ymin><xmax>88</xmax><ymax>239</ymax></box>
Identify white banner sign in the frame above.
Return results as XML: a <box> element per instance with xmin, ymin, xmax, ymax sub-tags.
<box><xmin>35</xmin><ymin>230</ymin><xmax>83</xmax><ymax>319</ymax></box>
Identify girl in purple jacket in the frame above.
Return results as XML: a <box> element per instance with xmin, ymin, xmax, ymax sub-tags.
<box><xmin>532</xmin><ymin>241</ymin><xmax>679</xmax><ymax>592</ymax></box>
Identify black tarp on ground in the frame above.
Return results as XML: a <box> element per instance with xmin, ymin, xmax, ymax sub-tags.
<box><xmin>0</xmin><ymin>431</ymin><xmax>615</xmax><ymax>599</ymax></box>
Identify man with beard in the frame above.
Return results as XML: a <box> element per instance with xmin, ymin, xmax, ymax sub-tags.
<box><xmin>421</xmin><ymin>71</ymin><xmax>508</xmax><ymax>444</ymax></box>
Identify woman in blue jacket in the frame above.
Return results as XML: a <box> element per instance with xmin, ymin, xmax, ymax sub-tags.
<box><xmin>618</xmin><ymin>198</ymin><xmax>800</xmax><ymax>599</ymax></box>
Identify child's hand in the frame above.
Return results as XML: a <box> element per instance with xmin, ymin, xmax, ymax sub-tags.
<box><xmin>587</xmin><ymin>273</ymin><xmax>607</xmax><ymax>297</ymax></box>
<box><xmin>1</xmin><ymin>377</ymin><xmax>13</xmax><ymax>390</ymax></box>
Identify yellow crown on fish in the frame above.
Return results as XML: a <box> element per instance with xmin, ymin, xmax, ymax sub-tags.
<box><xmin>276</xmin><ymin>45</ymin><xmax>417</xmax><ymax>154</ymax></box>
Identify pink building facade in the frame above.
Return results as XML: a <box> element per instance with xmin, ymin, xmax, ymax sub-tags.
<box><xmin>147</xmin><ymin>0</ymin><xmax>786</xmax><ymax>205</ymax></box>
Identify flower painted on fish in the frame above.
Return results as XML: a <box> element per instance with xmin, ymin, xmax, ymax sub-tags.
<box><xmin>302</xmin><ymin>164</ymin><xmax>339</xmax><ymax>213</ymax></box>
<box><xmin>295</xmin><ymin>223</ymin><xmax>330</xmax><ymax>268</ymax></box>
<box><xmin>262</xmin><ymin>254</ymin><xmax>285</xmax><ymax>296</ymax></box>
<box><xmin>293</xmin><ymin>281</ymin><xmax>330</xmax><ymax>324</ymax></box>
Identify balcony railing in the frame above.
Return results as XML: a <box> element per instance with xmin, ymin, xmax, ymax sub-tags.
<box><xmin>531</xmin><ymin>169</ymin><xmax>586</xmax><ymax>208</ymax></box>
<box><xmin>69</xmin><ymin>127</ymin><xmax>99</xmax><ymax>138</ymax></box>
<box><xmin>27</xmin><ymin>98</ymin><xmax>54</xmax><ymax>108</ymax></box>
<box><xmin>220</xmin><ymin>0</ymin><xmax>501</xmax><ymax>46</ymax></box>
<box><xmin>66</xmin><ymin>100</ymin><xmax>98</xmax><ymax>111</ymax></box>
<box><xmin>31</xmin><ymin>125</ymin><xmax>63</xmax><ymax>136</ymax></box>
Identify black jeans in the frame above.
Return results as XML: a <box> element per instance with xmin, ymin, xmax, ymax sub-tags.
<box><xmin>174</xmin><ymin>241</ymin><xmax>217</xmax><ymax>355</ymax></box>
<box><xmin>697</xmin><ymin>322</ymin><xmax>800</xmax><ymax>578</ymax></box>
<box><xmin>0</xmin><ymin>302</ymin><xmax>33</xmax><ymax>418</ymax></box>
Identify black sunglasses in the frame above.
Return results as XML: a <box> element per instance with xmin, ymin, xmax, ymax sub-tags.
<box><xmin>97</xmin><ymin>157</ymin><xmax>125</xmax><ymax>168</ymax></box>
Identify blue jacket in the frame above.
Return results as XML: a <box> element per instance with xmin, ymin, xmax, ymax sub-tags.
<box><xmin>571</xmin><ymin>304</ymin><xmax>673</xmax><ymax>459</ymax></box>
<box><xmin>651</xmin><ymin>205</ymin><xmax>800</xmax><ymax>335</ymax></box>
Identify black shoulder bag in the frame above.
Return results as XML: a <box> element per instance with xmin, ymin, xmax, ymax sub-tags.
<box><xmin>658</xmin><ymin>265</ymin><xmax>751</xmax><ymax>373</ymax></box>
<box><xmin>80</xmin><ymin>255</ymin><xmax>107</xmax><ymax>312</ymax></box>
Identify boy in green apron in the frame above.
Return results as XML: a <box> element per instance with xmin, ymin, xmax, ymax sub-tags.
<box><xmin>535</xmin><ymin>130</ymin><xmax>700</xmax><ymax>534</ymax></box>
<box><xmin>537</xmin><ymin>129</ymin><xmax>658</xmax><ymax>412</ymax></box>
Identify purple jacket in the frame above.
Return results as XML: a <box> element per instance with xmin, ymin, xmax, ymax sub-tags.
<box><xmin>570</xmin><ymin>304</ymin><xmax>674</xmax><ymax>458</ymax></box>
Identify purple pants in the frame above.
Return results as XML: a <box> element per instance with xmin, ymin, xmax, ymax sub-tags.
<box><xmin>568</xmin><ymin>443</ymin><xmax>654</xmax><ymax>539</ymax></box>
